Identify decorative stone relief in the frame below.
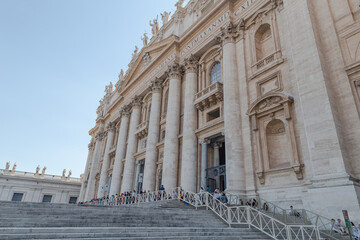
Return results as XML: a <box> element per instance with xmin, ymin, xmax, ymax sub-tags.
<box><xmin>106</xmin><ymin>122</ymin><xmax>116</xmax><ymax>132</ymax></box>
<box><xmin>151</xmin><ymin>77</ymin><xmax>163</xmax><ymax>93</ymax></box>
<box><xmin>95</xmin><ymin>131</ymin><xmax>105</xmax><ymax>141</ymax></box>
<box><xmin>119</xmin><ymin>105</ymin><xmax>131</xmax><ymax>117</ymax></box>
<box><xmin>131</xmin><ymin>95</ymin><xmax>143</xmax><ymax>109</ymax></box>
<box><xmin>143</xmin><ymin>52</ymin><xmax>151</xmax><ymax>66</ymax></box>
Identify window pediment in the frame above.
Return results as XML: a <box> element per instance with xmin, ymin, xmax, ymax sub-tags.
<box><xmin>248</xmin><ymin>92</ymin><xmax>293</xmax><ymax>116</ymax></box>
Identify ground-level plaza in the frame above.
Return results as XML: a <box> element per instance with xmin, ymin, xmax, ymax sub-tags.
<box><xmin>79</xmin><ymin>0</ymin><xmax>360</xmax><ymax>224</ymax></box>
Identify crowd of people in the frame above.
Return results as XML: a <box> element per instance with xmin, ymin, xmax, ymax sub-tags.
<box><xmin>331</xmin><ymin>218</ymin><xmax>360</xmax><ymax>239</ymax></box>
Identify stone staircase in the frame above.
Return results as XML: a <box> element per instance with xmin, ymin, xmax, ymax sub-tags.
<box><xmin>0</xmin><ymin>200</ymin><xmax>272</xmax><ymax>239</ymax></box>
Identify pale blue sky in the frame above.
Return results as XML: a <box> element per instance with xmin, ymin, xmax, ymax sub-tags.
<box><xmin>0</xmin><ymin>0</ymin><xmax>181</xmax><ymax>177</ymax></box>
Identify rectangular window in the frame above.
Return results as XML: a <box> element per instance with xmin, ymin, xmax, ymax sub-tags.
<box><xmin>69</xmin><ymin>197</ymin><xmax>77</xmax><ymax>204</ymax></box>
<box><xmin>207</xmin><ymin>108</ymin><xmax>220</xmax><ymax>122</ymax></box>
<box><xmin>42</xmin><ymin>195</ymin><xmax>52</xmax><ymax>203</ymax></box>
<box><xmin>12</xmin><ymin>193</ymin><xmax>24</xmax><ymax>202</ymax></box>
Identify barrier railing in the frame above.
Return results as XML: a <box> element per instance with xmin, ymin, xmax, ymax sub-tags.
<box><xmin>81</xmin><ymin>188</ymin><xmax>342</xmax><ymax>239</ymax></box>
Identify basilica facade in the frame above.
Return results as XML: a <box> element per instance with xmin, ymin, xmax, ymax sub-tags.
<box><xmin>79</xmin><ymin>0</ymin><xmax>360</xmax><ymax>221</ymax></box>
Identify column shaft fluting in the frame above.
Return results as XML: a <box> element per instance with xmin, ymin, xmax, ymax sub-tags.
<box><xmin>180</xmin><ymin>56</ymin><xmax>198</xmax><ymax>192</ymax></box>
<box><xmin>84</xmin><ymin>130</ymin><xmax>104</xmax><ymax>200</ymax></box>
<box><xmin>162</xmin><ymin>63</ymin><xmax>182</xmax><ymax>190</ymax></box>
<box><xmin>217</xmin><ymin>22</ymin><xmax>245</xmax><ymax>193</ymax></box>
<box><xmin>200</xmin><ymin>140</ymin><xmax>208</xmax><ymax>189</ymax></box>
<box><xmin>79</xmin><ymin>141</ymin><xmax>94</xmax><ymax>202</ymax></box>
<box><xmin>120</xmin><ymin>96</ymin><xmax>142</xmax><ymax>192</ymax></box>
<box><xmin>97</xmin><ymin>123</ymin><xmax>115</xmax><ymax>198</ymax></box>
<box><xmin>109</xmin><ymin>107</ymin><xmax>130</xmax><ymax>196</ymax></box>
<box><xmin>142</xmin><ymin>78</ymin><xmax>162</xmax><ymax>191</ymax></box>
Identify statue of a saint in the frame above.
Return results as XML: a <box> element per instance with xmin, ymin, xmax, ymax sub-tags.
<box><xmin>62</xmin><ymin>169</ymin><xmax>66</xmax><ymax>177</ymax></box>
<box><xmin>36</xmin><ymin>165</ymin><xmax>40</xmax><ymax>174</ymax></box>
<box><xmin>161</xmin><ymin>11</ymin><xmax>170</xmax><ymax>25</ymax></box>
<box><xmin>105</xmin><ymin>82</ymin><xmax>113</xmax><ymax>94</ymax></box>
<box><xmin>141</xmin><ymin>33</ymin><xmax>149</xmax><ymax>47</ymax></box>
<box><xmin>67</xmin><ymin>170</ymin><xmax>72</xmax><ymax>178</ymax></box>
<box><xmin>118</xmin><ymin>69</ymin><xmax>124</xmax><ymax>82</ymax></box>
<box><xmin>5</xmin><ymin>161</ymin><xmax>10</xmax><ymax>170</ymax></box>
<box><xmin>149</xmin><ymin>18</ymin><xmax>159</xmax><ymax>35</ymax></box>
<box><xmin>42</xmin><ymin>166</ymin><xmax>47</xmax><ymax>175</ymax></box>
<box><xmin>12</xmin><ymin>162</ymin><xmax>17</xmax><ymax>172</ymax></box>
<box><xmin>175</xmin><ymin>0</ymin><xmax>185</xmax><ymax>10</ymax></box>
<box><xmin>132</xmin><ymin>46</ymin><xmax>139</xmax><ymax>60</ymax></box>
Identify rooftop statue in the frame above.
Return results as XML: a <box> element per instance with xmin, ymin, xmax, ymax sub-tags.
<box><xmin>131</xmin><ymin>46</ymin><xmax>139</xmax><ymax>60</ymax></box>
<box><xmin>12</xmin><ymin>162</ymin><xmax>17</xmax><ymax>172</ymax></box>
<box><xmin>118</xmin><ymin>69</ymin><xmax>124</xmax><ymax>82</ymax></box>
<box><xmin>36</xmin><ymin>165</ymin><xmax>40</xmax><ymax>174</ymax></box>
<box><xmin>161</xmin><ymin>11</ymin><xmax>171</xmax><ymax>25</ymax></box>
<box><xmin>175</xmin><ymin>0</ymin><xmax>185</xmax><ymax>10</ymax></box>
<box><xmin>149</xmin><ymin>18</ymin><xmax>159</xmax><ymax>35</ymax></box>
<box><xmin>42</xmin><ymin>166</ymin><xmax>47</xmax><ymax>175</ymax></box>
<box><xmin>141</xmin><ymin>33</ymin><xmax>149</xmax><ymax>47</ymax></box>
<box><xmin>105</xmin><ymin>82</ymin><xmax>113</xmax><ymax>94</ymax></box>
<box><xmin>62</xmin><ymin>169</ymin><xmax>66</xmax><ymax>177</ymax></box>
<box><xmin>68</xmin><ymin>170</ymin><xmax>72</xmax><ymax>178</ymax></box>
<box><xmin>5</xmin><ymin>161</ymin><xmax>10</xmax><ymax>170</ymax></box>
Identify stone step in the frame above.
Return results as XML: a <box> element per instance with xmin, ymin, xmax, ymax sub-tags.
<box><xmin>0</xmin><ymin>227</ymin><xmax>272</xmax><ymax>240</ymax></box>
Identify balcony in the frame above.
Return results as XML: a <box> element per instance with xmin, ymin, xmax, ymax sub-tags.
<box><xmin>250</xmin><ymin>51</ymin><xmax>284</xmax><ymax>79</ymax></box>
<box><xmin>136</xmin><ymin>121</ymin><xmax>149</xmax><ymax>138</ymax></box>
<box><xmin>194</xmin><ymin>82</ymin><xmax>223</xmax><ymax>111</ymax></box>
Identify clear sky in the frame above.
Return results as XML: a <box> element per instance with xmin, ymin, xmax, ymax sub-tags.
<box><xmin>0</xmin><ymin>0</ymin><xmax>183</xmax><ymax>177</ymax></box>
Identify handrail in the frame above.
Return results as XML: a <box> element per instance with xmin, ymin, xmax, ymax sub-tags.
<box><xmin>80</xmin><ymin>188</ymin><xmax>341</xmax><ymax>240</ymax></box>
<box><xmin>225</xmin><ymin>193</ymin><xmax>339</xmax><ymax>239</ymax></box>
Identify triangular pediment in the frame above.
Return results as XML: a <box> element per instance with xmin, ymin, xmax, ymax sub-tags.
<box><xmin>122</xmin><ymin>35</ymin><xmax>178</xmax><ymax>88</ymax></box>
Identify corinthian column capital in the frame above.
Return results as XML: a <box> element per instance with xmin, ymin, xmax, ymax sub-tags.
<box><xmin>151</xmin><ymin>77</ymin><xmax>163</xmax><ymax>93</ymax></box>
<box><xmin>106</xmin><ymin>122</ymin><xmax>116</xmax><ymax>132</ymax></box>
<box><xmin>184</xmin><ymin>54</ymin><xmax>198</xmax><ymax>74</ymax></box>
<box><xmin>215</xmin><ymin>22</ymin><xmax>239</xmax><ymax>46</ymax></box>
<box><xmin>95</xmin><ymin>131</ymin><xmax>105</xmax><ymax>141</ymax></box>
<box><xmin>167</xmin><ymin>62</ymin><xmax>183</xmax><ymax>80</ymax></box>
<box><xmin>119</xmin><ymin>105</ymin><xmax>131</xmax><ymax>117</ymax></box>
<box><xmin>130</xmin><ymin>95</ymin><xmax>143</xmax><ymax>109</ymax></box>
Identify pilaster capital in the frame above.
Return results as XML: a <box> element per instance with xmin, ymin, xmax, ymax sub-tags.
<box><xmin>106</xmin><ymin>122</ymin><xmax>116</xmax><ymax>132</ymax></box>
<box><xmin>199</xmin><ymin>138</ymin><xmax>210</xmax><ymax>145</ymax></box>
<box><xmin>115</xmin><ymin>121</ymin><xmax>121</xmax><ymax>130</ymax></box>
<box><xmin>215</xmin><ymin>22</ymin><xmax>239</xmax><ymax>46</ymax></box>
<box><xmin>356</xmin><ymin>79</ymin><xmax>360</xmax><ymax>87</ymax></box>
<box><xmin>119</xmin><ymin>105</ymin><xmax>131</xmax><ymax>118</ymax></box>
<box><xmin>166</xmin><ymin>62</ymin><xmax>183</xmax><ymax>80</ymax></box>
<box><xmin>184</xmin><ymin>54</ymin><xmax>198</xmax><ymax>74</ymax></box>
<box><xmin>95</xmin><ymin>131</ymin><xmax>105</xmax><ymax>141</ymax></box>
<box><xmin>151</xmin><ymin>77</ymin><xmax>163</xmax><ymax>93</ymax></box>
<box><xmin>130</xmin><ymin>95</ymin><xmax>143</xmax><ymax>109</ymax></box>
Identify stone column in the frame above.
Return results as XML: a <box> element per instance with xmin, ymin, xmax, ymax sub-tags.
<box><xmin>84</xmin><ymin>130</ymin><xmax>105</xmax><ymax>201</ymax></box>
<box><xmin>200</xmin><ymin>139</ymin><xmax>209</xmax><ymax>189</ymax></box>
<box><xmin>162</xmin><ymin>63</ymin><xmax>183</xmax><ymax>190</ymax></box>
<box><xmin>142</xmin><ymin>78</ymin><xmax>163</xmax><ymax>191</ymax></box>
<box><xmin>213</xmin><ymin>142</ymin><xmax>221</xmax><ymax>189</ymax></box>
<box><xmin>216</xmin><ymin>22</ymin><xmax>245</xmax><ymax>193</ymax></box>
<box><xmin>180</xmin><ymin>55</ymin><xmax>198</xmax><ymax>192</ymax></box>
<box><xmin>135</xmin><ymin>161</ymin><xmax>141</xmax><ymax>192</ymax></box>
<box><xmin>79</xmin><ymin>140</ymin><xmax>95</xmax><ymax>202</ymax></box>
<box><xmin>109</xmin><ymin>106</ymin><xmax>130</xmax><ymax>196</ymax></box>
<box><xmin>97</xmin><ymin>122</ymin><xmax>115</xmax><ymax>198</ymax></box>
<box><xmin>121</xmin><ymin>96</ymin><xmax>142</xmax><ymax>192</ymax></box>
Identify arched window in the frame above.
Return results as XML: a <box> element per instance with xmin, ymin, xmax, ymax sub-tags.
<box><xmin>210</xmin><ymin>62</ymin><xmax>221</xmax><ymax>85</ymax></box>
<box><xmin>255</xmin><ymin>23</ymin><xmax>273</xmax><ymax>61</ymax></box>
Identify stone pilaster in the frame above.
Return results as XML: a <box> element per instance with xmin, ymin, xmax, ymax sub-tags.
<box><xmin>216</xmin><ymin>22</ymin><xmax>245</xmax><ymax>193</ymax></box>
<box><xmin>142</xmin><ymin>78</ymin><xmax>163</xmax><ymax>191</ymax></box>
<box><xmin>180</xmin><ymin>55</ymin><xmax>198</xmax><ymax>192</ymax></box>
<box><xmin>78</xmin><ymin>140</ymin><xmax>95</xmax><ymax>202</ymax></box>
<box><xmin>97</xmin><ymin>122</ymin><xmax>116</xmax><ymax>198</ymax></box>
<box><xmin>120</xmin><ymin>96</ymin><xmax>142</xmax><ymax>192</ymax></box>
<box><xmin>109</xmin><ymin>106</ymin><xmax>131</xmax><ymax>196</ymax></box>
<box><xmin>162</xmin><ymin>62</ymin><xmax>183</xmax><ymax>190</ymax></box>
<box><xmin>84</xmin><ymin>130</ymin><xmax>105</xmax><ymax>200</ymax></box>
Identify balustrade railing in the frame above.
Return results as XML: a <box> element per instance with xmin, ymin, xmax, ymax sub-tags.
<box><xmin>136</xmin><ymin>121</ymin><xmax>149</xmax><ymax>131</ymax></box>
<box><xmin>195</xmin><ymin>82</ymin><xmax>223</xmax><ymax>100</ymax></box>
